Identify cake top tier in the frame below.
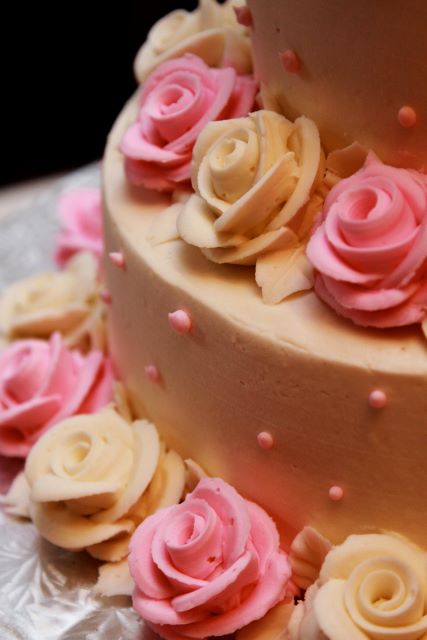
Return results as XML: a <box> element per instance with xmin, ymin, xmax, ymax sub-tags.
<box><xmin>249</xmin><ymin>0</ymin><xmax>427</xmax><ymax>170</ymax></box>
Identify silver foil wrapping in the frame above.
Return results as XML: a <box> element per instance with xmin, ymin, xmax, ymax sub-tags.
<box><xmin>0</xmin><ymin>165</ymin><xmax>153</xmax><ymax>640</ymax></box>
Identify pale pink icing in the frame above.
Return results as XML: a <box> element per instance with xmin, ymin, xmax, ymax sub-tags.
<box><xmin>168</xmin><ymin>310</ymin><xmax>192</xmax><ymax>334</ymax></box>
<box><xmin>120</xmin><ymin>54</ymin><xmax>257</xmax><ymax>192</ymax></box>
<box><xmin>129</xmin><ymin>477</ymin><xmax>291</xmax><ymax>639</ymax></box>
<box><xmin>54</xmin><ymin>189</ymin><xmax>103</xmax><ymax>268</ymax></box>
<box><xmin>145</xmin><ymin>364</ymin><xmax>161</xmax><ymax>383</ymax></box>
<box><xmin>368</xmin><ymin>389</ymin><xmax>387</xmax><ymax>408</ymax></box>
<box><xmin>398</xmin><ymin>105</ymin><xmax>417</xmax><ymax>128</ymax></box>
<box><xmin>307</xmin><ymin>155</ymin><xmax>427</xmax><ymax>328</ymax></box>
<box><xmin>257</xmin><ymin>431</ymin><xmax>274</xmax><ymax>449</ymax></box>
<box><xmin>234</xmin><ymin>6</ymin><xmax>253</xmax><ymax>28</ymax></box>
<box><xmin>0</xmin><ymin>333</ymin><xmax>114</xmax><ymax>458</ymax></box>
<box><xmin>99</xmin><ymin>290</ymin><xmax>112</xmax><ymax>304</ymax></box>
<box><xmin>279</xmin><ymin>49</ymin><xmax>301</xmax><ymax>74</ymax></box>
<box><xmin>328</xmin><ymin>486</ymin><xmax>344</xmax><ymax>501</ymax></box>
<box><xmin>109</xmin><ymin>251</ymin><xmax>126</xmax><ymax>269</ymax></box>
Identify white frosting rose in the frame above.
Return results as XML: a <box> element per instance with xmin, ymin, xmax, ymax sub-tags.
<box><xmin>134</xmin><ymin>0</ymin><xmax>251</xmax><ymax>82</ymax></box>
<box><xmin>0</xmin><ymin>252</ymin><xmax>105</xmax><ymax>351</ymax></box>
<box><xmin>288</xmin><ymin>533</ymin><xmax>427</xmax><ymax>640</ymax></box>
<box><xmin>23</xmin><ymin>407</ymin><xmax>185</xmax><ymax>563</ymax></box>
<box><xmin>177</xmin><ymin>109</ymin><xmax>324</xmax><ymax>302</ymax></box>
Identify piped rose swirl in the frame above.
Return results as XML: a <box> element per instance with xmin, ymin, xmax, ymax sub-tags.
<box><xmin>134</xmin><ymin>0</ymin><xmax>252</xmax><ymax>83</ymax></box>
<box><xmin>0</xmin><ymin>332</ymin><xmax>113</xmax><ymax>458</ymax></box>
<box><xmin>129</xmin><ymin>477</ymin><xmax>291</xmax><ymax>639</ymax></box>
<box><xmin>288</xmin><ymin>532</ymin><xmax>427</xmax><ymax>640</ymax></box>
<box><xmin>177</xmin><ymin>109</ymin><xmax>324</xmax><ymax>302</ymax></box>
<box><xmin>120</xmin><ymin>54</ymin><xmax>257</xmax><ymax>192</ymax></box>
<box><xmin>307</xmin><ymin>154</ymin><xmax>427</xmax><ymax>328</ymax></box>
<box><xmin>24</xmin><ymin>407</ymin><xmax>185</xmax><ymax>561</ymax></box>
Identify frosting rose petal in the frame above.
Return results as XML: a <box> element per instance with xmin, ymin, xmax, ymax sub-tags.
<box><xmin>288</xmin><ymin>532</ymin><xmax>427</xmax><ymax>640</ymax></box>
<box><xmin>54</xmin><ymin>189</ymin><xmax>103</xmax><ymax>269</ymax></box>
<box><xmin>129</xmin><ymin>477</ymin><xmax>291</xmax><ymax>639</ymax></box>
<box><xmin>134</xmin><ymin>0</ymin><xmax>252</xmax><ymax>83</ymax></box>
<box><xmin>177</xmin><ymin>109</ymin><xmax>324</xmax><ymax>301</ymax></box>
<box><xmin>0</xmin><ymin>332</ymin><xmax>113</xmax><ymax>458</ymax></box>
<box><xmin>121</xmin><ymin>54</ymin><xmax>257</xmax><ymax>192</ymax></box>
<box><xmin>307</xmin><ymin>154</ymin><xmax>427</xmax><ymax>328</ymax></box>
<box><xmin>0</xmin><ymin>252</ymin><xmax>105</xmax><ymax>351</ymax></box>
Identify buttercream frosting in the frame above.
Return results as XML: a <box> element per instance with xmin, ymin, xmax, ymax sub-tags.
<box><xmin>134</xmin><ymin>0</ymin><xmax>252</xmax><ymax>83</ymax></box>
<box><xmin>0</xmin><ymin>252</ymin><xmax>105</xmax><ymax>351</ymax></box>
<box><xmin>288</xmin><ymin>532</ymin><xmax>427</xmax><ymax>640</ymax></box>
<box><xmin>177</xmin><ymin>109</ymin><xmax>323</xmax><ymax>301</ymax></box>
<box><xmin>129</xmin><ymin>477</ymin><xmax>291</xmax><ymax>639</ymax></box>
<box><xmin>121</xmin><ymin>54</ymin><xmax>257</xmax><ymax>192</ymax></box>
<box><xmin>54</xmin><ymin>189</ymin><xmax>103</xmax><ymax>269</ymax></box>
<box><xmin>0</xmin><ymin>332</ymin><xmax>113</xmax><ymax>458</ymax></box>
<box><xmin>307</xmin><ymin>154</ymin><xmax>427</xmax><ymax>328</ymax></box>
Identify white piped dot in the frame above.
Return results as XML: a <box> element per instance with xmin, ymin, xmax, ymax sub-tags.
<box><xmin>168</xmin><ymin>309</ymin><xmax>192</xmax><ymax>334</ymax></box>
<box><xmin>257</xmin><ymin>431</ymin><xmax>274</xmax><ymax>449</ymax></box>
<box><xmin>329</xmin><ymin>486</ymin><xmax>344</xmax><ymax>501</ymax></box>
<box><xmin>369</xmin><ymin>389</ymin><xmax>387</xmax><ymax>409</ymax></box>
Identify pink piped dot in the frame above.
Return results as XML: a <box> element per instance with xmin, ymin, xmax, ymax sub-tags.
<box><xmin>398</xmin><ymin>105</ymin><xmax>417</xmax><ymax>128</ymax></box>
<box><xmin>257</xmin><ymin>431</ymin><xmax>274</xmax><ymax>449</ymax></box>
<box><xmin>168</xmin><ymin>309</ymin><xmax>192</xmax><ymax>335</ymax></box>
<box><xmin>329</xmin><ymin>486</ymin><xmax>344</xmax><ymax>502</ymax></box>
<box><xmin>145</xmin><ymin>365</ymin><xmax>161</xmax><ymax>383</ymax></box>
<box><xmin>99</xmin><ymin>290</ymin><xmax>112</xmax><ymax>304</ymax></box>
<box><xmin>279</xmin><ymin>49</ymin><xmax>301</xmax><ymax>74</ymax></box>
<box><xmin>234</xmin><ymin>6</ymin><xmax>253</xmax><ymax>28</ymax></box>
<box><xmin>369</xmin><ymin>389</ymin><xmax>387</xmax><ymax>409</ymax></box>
<box><xmin>109</xmin><ymin>251</ymin><xmax>126</xmax><ymax>270</ymax></box>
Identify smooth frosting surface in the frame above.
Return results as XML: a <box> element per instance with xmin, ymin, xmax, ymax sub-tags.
<box><xmin>248</xmin><ymin>0</ymin><xmax>427</xmax><ymax>171</ymax></box>
<box><xmin>103</xmin><ymin>96</ymin><xmax>427</xmax><ymax>547</ymax></box>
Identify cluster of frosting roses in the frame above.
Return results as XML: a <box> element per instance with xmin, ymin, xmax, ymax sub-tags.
<box><xmin>307</xmin><ymin>155</ymin><xmax>427</xmax><ymax>328</ymax></box>
<box><xmin>121</xmin><ymin>54</ymin><xmax>257</xmax><ymax>191</ymax></box>
<box><xmin>0</xmin><ymin>188</ymin><xmax>110</xmax><ymax>459</ymax></box>
<box><xmin>129</xmin><ymin>477</ymin><xmax>292</xmax><ymax>639</ymax></box>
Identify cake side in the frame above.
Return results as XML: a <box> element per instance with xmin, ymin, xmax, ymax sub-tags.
<box><xmin>103</xmin><ymin>95</ymin><xmax>427</xmax><ymax>547</ymax></box>
<box><xmin>249</xmin><ymin>0</ymin><xmax>427</xmax><ymax>170</ymax></box>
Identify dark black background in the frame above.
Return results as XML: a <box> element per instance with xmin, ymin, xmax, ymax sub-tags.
<box><xmin>2</xmin><ymin>1</ymin><xmax>196</xmax><ymax>186</ymax></box>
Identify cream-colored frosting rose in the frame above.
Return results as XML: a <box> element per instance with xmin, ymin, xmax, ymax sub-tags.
<box><xmin>0</xmin><ymin>252</ymin><xmax>105</xmax><ymax>351</ymax></box>
<box><xmin>177</xmin><ymin>109</ymin><xmax>324</xmax><ymax>302</ymax></box>
<box><xmin>134</xmin><ymin>0</ymin><xmax>251</xmax><ymax>83</ymax></box>
<box><xmin>15</xmin><ymin>407</ymin><xmax>185</xmax><ymax>569</ymax></box>
<box><xmin>288</xmin><ymin>533</ymin><xmax>427</xmax><ymax>640</ymax></box>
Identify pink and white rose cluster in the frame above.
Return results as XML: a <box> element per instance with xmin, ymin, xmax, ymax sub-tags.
<box><xmin>120</xmin><ymin>54</ymin><xmax>257</xmax><ymax>191</ymax></box>
<box><xmin>307</xmin><ymin>155</ymin><xmax>427</xmax><ymax>328</ymax></box>
<box><xmin>129</xmin><ymin>477</ymin><xmax>291</xmax><ymax>640</ymax></box>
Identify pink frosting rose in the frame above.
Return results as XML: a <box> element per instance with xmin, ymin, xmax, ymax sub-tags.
<box><xmin>129</xmin><ymin>477</ymin><xmax>291</xmax><ymax>640</ymax></box>
<box><xmin>0</xmin><ymin>332</ymin><xmax>113</xmax><ymax>458</ymax></box>
<box><xmin>120</xmin><ymin>54</ymin><xmax>258</xmax><ymax>191</ymax></box>
<box><xmin>307</xmin><ymin>154</ymin><xmax>427</xmax><ymax>327</ymax></box>
<box><xmin>54</xmin><ymin>188</ymin><xmax>103</xmax><ymax>268</ymax></box>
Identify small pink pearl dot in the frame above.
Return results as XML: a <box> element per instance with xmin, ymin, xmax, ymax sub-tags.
<box><xmin>168</xmin><ymin>309</ymin><xmax>192</xmax><ymax>335</ymax></box>
<box><xmin>329</xmin><ymin>486</ymin><xmax>344</xmax><ymax>501</ymax></box>
<box><xmin>144</xmin><ymin>365</ymin><xmax>161</xmax><ymax>383</ymax></box>
<box><xmin>99</xmin><ymin>290</ymin><xmax>112</xmax><ymax>304</ymax></box>
<box><xmin>398</xmin><ymin>105</ymin><xmax>417</xmax><ymax>128</ymax></box>
<box><xmin>234</xmin><ymin>6</ymin><xmax>253</xmax><ymax>27</ymax></box>
<box><xmin>109</xmin><ymin>251</ymin><xmax>126</xmax><ymax>270</ymax></box>
<box><xmin>369</xmin><ymin>389</ymin><xmax>387</xmax><ymax>409</ymax></box>
<box><xmin>257</xmin><ymin>431</ymin><xmax>274</xmax><ymax>449</ymax></box>
<box><xmin>279</xmin><ymin>49</ymin><xmax>301</xmax><ymax>74</ymax></box>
